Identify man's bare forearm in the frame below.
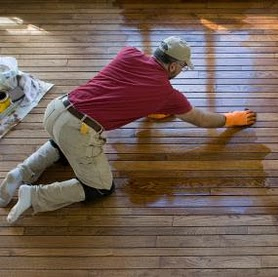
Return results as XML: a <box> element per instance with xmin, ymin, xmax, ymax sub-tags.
<box><xmin>175</xmin><ymin>107</ymin><xmax>225</xmax><ymax>128</ymax></box>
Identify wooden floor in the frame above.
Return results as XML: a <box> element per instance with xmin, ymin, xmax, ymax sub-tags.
<box><xmin>1</xmin><ymin>0</ymin><xmax>278</xmax><ymax>276</ymax></box>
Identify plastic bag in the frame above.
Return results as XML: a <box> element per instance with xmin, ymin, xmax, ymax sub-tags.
<box><xmin>0</xmin><ymin>56</ymin><xmax>43</xmax><ymax>106</ymax></box>
<box><xmin>0</xmin><ymin>57</ymin><xmax>18</xmax><ymax>90</ymax></box>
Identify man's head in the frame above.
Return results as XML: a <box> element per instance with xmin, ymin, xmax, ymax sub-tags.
<box><xmin>153</xmin><ymin>36</ymin><xmax>194</xmax><ymax>79</ymax></box>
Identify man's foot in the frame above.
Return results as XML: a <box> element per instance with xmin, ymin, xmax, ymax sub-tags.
<box><xmin>0</xmin><ymin>168</ymin><xmax>23</xmax><ymax>207</ymax></box>
<box><xmin>7</xmin><ymin>185</ymin><xmax>32</xmax><ymax>223</ymax></box>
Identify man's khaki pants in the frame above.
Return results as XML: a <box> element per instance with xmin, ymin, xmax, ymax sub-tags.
<box><xmin>31</xmin><ymin>96</ymin><xmax>113</xmax><ymax>213</ymax></box>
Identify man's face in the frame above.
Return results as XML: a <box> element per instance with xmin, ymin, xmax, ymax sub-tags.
<box><xmin>168</xmin><ymin>61</ymin><xmax>187</xmax><ymax>79</ymax></box>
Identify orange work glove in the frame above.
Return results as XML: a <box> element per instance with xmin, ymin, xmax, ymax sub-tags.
<box><xmin>147</xmin><ymin>113</ymin><xmax>172</xmax><ymax>120</ymax></box>
<box><xmin>224</xmin><ymin>109</ymin><xmax>256</xmax><ymax>127</ymax></box>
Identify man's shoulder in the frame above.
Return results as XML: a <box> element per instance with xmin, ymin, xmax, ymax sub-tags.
<box><xmin>119</xmin><ymin>46</ymin><xmax>142</xmax><ymax>55</ymax></box>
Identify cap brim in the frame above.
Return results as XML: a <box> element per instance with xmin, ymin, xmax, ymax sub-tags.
<box><xmin>187</xmin><ymin>60</ymin><xmax>194</xmax><ymax>70</ymax></box>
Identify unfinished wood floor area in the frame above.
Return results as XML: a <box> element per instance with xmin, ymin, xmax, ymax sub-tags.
<box><xmin>1</xmin><ymin>0</ymin><xmax>278</xmax><ymax>276</ymax></box>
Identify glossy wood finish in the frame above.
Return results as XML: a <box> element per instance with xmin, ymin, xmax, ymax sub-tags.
<box><xmin>0</xmin><ymin>0</ymin><xmax>278</xmax><ymax>276</ymax></box>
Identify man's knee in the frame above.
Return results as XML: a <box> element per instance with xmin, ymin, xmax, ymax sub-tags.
<box><xmin>49</xmin><ymin>139</ymin><xmax>69</xmax><ymax>166</ymax></box>
<box><xmin>80</xmin><ymin>180</ymin><xmax>115</xmax><ymax>202</ymax></box>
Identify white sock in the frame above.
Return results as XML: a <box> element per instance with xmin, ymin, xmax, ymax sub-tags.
<box><xmin>0</xmin><ymin>168</ymin><xmax>23</xmax><ymax>207</ymax></box>
<box><xmin>7</xmin><ymin>185</ymin><xmax>32</xmax><ymax>223</ymax></box>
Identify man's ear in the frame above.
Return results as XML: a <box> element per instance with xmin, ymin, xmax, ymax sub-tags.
<box><xmin>169</xmin><ymin>62</ymin><xmax>176</xmax><ymax>72</ymax></box>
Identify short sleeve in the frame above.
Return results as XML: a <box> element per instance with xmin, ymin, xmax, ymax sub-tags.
<box><xmin>156</xmin><ymin>88</ymin><xmax>192</xmax><ymax>115</ymax></box>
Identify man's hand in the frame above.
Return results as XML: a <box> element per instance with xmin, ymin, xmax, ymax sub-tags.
<box><xmin>147</xmin><ymin>113</ymin><xmax>171</xmax><ymax>120</ymax></box>
<box><xmin>224</xmin><ymin>109</ymin><xmax>256</xmax><ymax>127</ymax></box>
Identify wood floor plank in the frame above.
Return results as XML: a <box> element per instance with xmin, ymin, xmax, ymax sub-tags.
<box><xmin>86</xmin><ymin>269</ymin><xmax>278</xmax><ymax>277</ymax></box>
<box><xmin>0</xmin><ymin>271</ymin><xmax>88</xmax><ymax>277</ymax></box>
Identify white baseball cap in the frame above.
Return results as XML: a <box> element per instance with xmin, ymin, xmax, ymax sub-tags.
<box><xmin>159</xmin><ymin>36</ymin><xmax>194</xmax><ymax>70</ymax></box>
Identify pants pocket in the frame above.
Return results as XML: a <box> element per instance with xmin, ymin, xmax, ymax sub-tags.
<box><xmin>87</xmin><ymin>132</ymin><xmax>106</xmax><ymax>158</ymax></box>
<box><xmin>74</xmin><ymin>132</ymin><xmax>112</xmax><ymax>189</ymax></box>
